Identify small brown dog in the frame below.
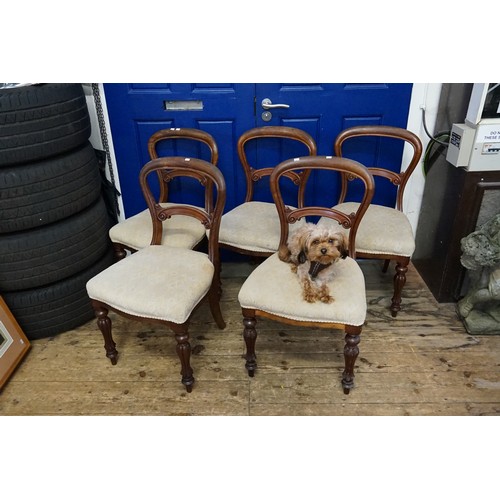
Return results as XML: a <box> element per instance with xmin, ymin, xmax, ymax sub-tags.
<box><xmin>279</xmin><ymin>223</ymin><xmax>348</xmax><ymax>303</ymax></box>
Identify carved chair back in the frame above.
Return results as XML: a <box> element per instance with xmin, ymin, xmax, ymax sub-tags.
<box><xmin>140</xmin><ymin>156</ymin><xmax>226</xmax><ymax>266</ymax></box>
<box><xmin>271</xmin><ymin>156</ymin><xmax>375</xmax><ymax>259</ymax></box>
<box><xmin>237</xmin><ymin>126</ymin><xmax>317</xmax><ymax>207</ymax></box>
<box><xmin>147</xmin><ymin>128</ymin><xmax>219</xmax><ymax>213</ymax></box>
<box><xmin>334</xmin><ymin>125</ymin><xmax>422</xmax><ymax>211</ymax></box>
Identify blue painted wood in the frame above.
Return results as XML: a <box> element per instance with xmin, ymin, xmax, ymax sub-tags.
<box><xmin>103</xmin><ymin>83</ymin><xmax>256</xmax><ymax>217</ymax></box>
<box><xmin>255</xmin><ymin>83</ymin><xmax>413</xmax><ymax>208</ymax></box>
<box><xmin>103</xmin><ymin>83</ymin><xmax>413</xmax><ymax>219</ymax></box>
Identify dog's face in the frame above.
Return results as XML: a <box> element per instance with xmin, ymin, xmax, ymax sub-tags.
<box><xmin>304</xmin><ymin>227</ymin><xmax>348</xmax><ymax>265</ymax></box>
<box><xmin>284</xmin><ymin>224</ymin><xmax>349</xmax><ymax>302</ymax></box>
<box><xmin>288</xmin><ymin>223</ymin><xmax>348</xmax><ymax>266</ymax></box>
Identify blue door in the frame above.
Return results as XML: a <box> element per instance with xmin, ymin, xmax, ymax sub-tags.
<box><xmin>103</xmin><ymin>83</ymin><xmax>412</xmax><ymax>217</ymax></box>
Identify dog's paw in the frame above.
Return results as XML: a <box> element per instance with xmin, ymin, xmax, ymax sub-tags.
<box><xmin>320</xmin><ymin>294</ymin><xmax>334</xmax><ymax>304</ymax></box>
<box><xmin>319</xmin><ymin>285</ymin><xmax>333</xmax><ymax>303</ymax></box>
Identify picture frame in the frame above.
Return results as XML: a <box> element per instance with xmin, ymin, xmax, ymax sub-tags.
<box><xmin>0</xmin><ymin>295</ymin><xmax>30</xmax><ymax>389</ymax></box>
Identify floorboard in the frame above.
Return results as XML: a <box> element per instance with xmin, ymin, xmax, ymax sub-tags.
<box><xmin>1</xmin><ymin>260</ymin><xmax>500</xmax><ymax>416</ymax></box>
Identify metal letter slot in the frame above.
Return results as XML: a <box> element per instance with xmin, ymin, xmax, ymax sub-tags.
<box><xmin>164</xmin><ymin>100</ymin><xmax>204</xmax><ymax>111</ymax></box>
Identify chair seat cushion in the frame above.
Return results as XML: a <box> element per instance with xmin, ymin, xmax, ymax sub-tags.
<box><xmin>319</xmin><ymin>202</ymin><xmax>415</xmax><ymax>257</ymax></box>
<box><xmin>238</xmin><ymin>253</ymin><xmax>366</xmax><ymax>326</ymax></box>
<box><xmin>86</xmin><ymin>246</ymin><xmax>214</xmax><ymax>324</ymax></box>
<box><xmin>109</xmin><ymin>203</ymin><xmax>206</xmax><ymax>251</ymax></box>
<box><xmin>219</xmin><ymin>201</ymin><xmax>305</xmax><ymax>253</ymax></box>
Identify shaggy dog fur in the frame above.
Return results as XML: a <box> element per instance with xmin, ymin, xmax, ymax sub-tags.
<box><xmin>279</xmin><ymin>223</ymin><xmax>348</xmax><ymax>303</ymax></box>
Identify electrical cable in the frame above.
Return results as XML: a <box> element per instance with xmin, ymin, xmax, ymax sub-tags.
<box><xmin>422</xmin><ymin>131</ymin><xmax>450</xmax><ymax>176</ymax></box>
<box><xmin>421</xmin><ymin>107</ymin><xmax>449</xmax><ymax>146</ymax></box>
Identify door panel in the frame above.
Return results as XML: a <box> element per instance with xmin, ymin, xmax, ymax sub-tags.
<box><xmin>255</xmin><ymin>83</ymin><xmax>412</xmax><ymax>207</ymax></box>
<box><xmin>103</xmin><ymin>83</ymin><xmax>255</xmax><ymax>216</ymax></box>
<box><xmin>103</xmin><ymin>83</ymin><xmax>413</xmax><ymax>218</ymax></box>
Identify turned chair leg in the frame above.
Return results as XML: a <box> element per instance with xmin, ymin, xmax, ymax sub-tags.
<box><xmin>208</xmin><ymin>282</ymin><xmax>226</xmax><ymax>329</ymax></box>
<box><xmin>171</xmin><ymin>323</ymin><xmax>195</xmax><ymax>393</ymax></box>
<box><xmin>342</xmin><ymin>326</ymin><xmax>361</xmax><ymax>394</ymax></box>
<box><xmin>391</xmin><ymin>257</ymin><xmax>410</xmax><ymax>317</ymax></box>
<box><xmin>92</xmin><ymin>301</ymin><xmax>118</xmax><ymax>365</ymax></box>
<box><xmin>242</xmin><ymin>308</ymin><xmax>257</xmax><ymax>377</ymax></box>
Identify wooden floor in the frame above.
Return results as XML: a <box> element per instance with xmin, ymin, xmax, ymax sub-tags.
<box><xmin>1</xmin><ymin>260</ymin><xmax>500</xmax><ymax>416</ymax></box>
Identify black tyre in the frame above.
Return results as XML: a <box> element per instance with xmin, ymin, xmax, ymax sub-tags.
<box><xmin>2</xmin><ymin>247</ymin><xmax>114</xmax><ymax>340</ymax></box>
<box><xmin>0</xmin><ymin>196</ymin><xmax>111</xmax><ymax>292</ymax></box>
<box><xmin>0</xmin><ymin>83</ymin><xmax>91</xmax><ymax>166</ymax></box>
<box><xmin>0</xmin><ymin>142</ymin><xmax>102</xmax><ymax>233</ymax></box>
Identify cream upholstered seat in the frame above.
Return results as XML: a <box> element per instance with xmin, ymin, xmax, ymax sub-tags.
<box><xmin>320</xmin><ymin>202</ymin><xmax>415</xmax><ymax>257</ymax></box>
<box><xmin>239</xmin><ymin>253</ymin><xmax>367</xmax><ymax>325</ymax></box>
<box><xmin>320</xmin><ymin>125</ymin><xmax>422</xmax><ymax>317</ymax></box>
<box><xmin>219</xmin><ymin>201</ymin><xmax>287</xmax><ymax>253</ymax></box>
<box><xmin>238</xmin><ymin>156</ymin><xmax>374</xmax><ymax>394</ymax></box>
<box><xmin>109</xmin><ymin>128</ymin><xmax>218</xmax><ymax>260</ymax></box>
<box><xmin>218</xmin><ymin>126</ymin><xmax>317</xmax><ymax>258</ymax></box>
<box><xmin>109</xmin><ymin>202</ymin><xmax>207</xmax><ymax>252</ymax></box>
<box><xmin>86</xmin><ymin>157</ymin><xmax>226</xmax><ymax>393</ymax></box>
<box><xmin>87</xmin><ymin>246</ymin><xmax>215</xmax><ymax>324</ymax></box>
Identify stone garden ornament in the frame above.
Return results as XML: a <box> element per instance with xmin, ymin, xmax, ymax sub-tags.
<box><xmin>458</xmin><ymin>213</ymin><xmax>500</xmax><ymax>334</ymax></box>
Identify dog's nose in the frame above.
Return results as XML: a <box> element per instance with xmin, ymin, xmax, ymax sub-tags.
<box><xmin>321</xmin><ymin>248</ymin><xmax>327</xmax><ymax>254</ymax></box>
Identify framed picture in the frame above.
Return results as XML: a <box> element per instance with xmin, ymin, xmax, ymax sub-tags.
<box><xmin>0</xmin><ymin>295</ymin><xmax>30</xmax><ymax>389</ymax></box>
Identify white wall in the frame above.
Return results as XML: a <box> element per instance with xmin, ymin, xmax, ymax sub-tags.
<box><xmin>403</xmin><ymin>83</ymin><xmax>442</xmax><ymax>234</ymax></box>
<box><xmin>87</xmin><ymin>83</ymin><xmax>443</xmax><ymax>229</ymax></box>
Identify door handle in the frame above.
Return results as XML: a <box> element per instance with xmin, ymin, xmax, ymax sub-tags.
<box><xmin>261</xmin><ymin>98</ymin><xmax>290</xmax><ymax>110</ymax></box>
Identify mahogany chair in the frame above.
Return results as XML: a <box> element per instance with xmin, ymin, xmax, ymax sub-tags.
<box><xmin>218</xmin><ymin>126</ymin><xmax>317</xmax><ymax>258</ymax></box>
<box><xmin>238</xmin><ymin>156</ymin><xmax>375</xmax><ymax>394</ymax></box>
<box><xmin>109</xmin><ymin>128</ymin><xmax>218</xmax><ymax>260</ymax></box>
<box><xmin>320</xmin><ymin>125</ymin><xmax>423</xmax><ymax>317</ymax></box>
<box><xmin>86</xmin><ymin>157</ymin><xmax>226</xmax><ymax>393</ymax></box>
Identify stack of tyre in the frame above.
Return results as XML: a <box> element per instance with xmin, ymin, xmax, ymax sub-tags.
<box><xmin>0</xmin><ymin>83</ymin><xmax>114</xmax><ymax>340</ymax></box>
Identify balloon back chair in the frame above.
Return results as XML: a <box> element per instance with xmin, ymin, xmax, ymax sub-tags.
<box><xmin>238</xmin><ymin>156</ymin><xmax>375</xmax><ymax>394</ymax></box>
<box><xmin>218</xmin><ymin>126</ymin><xmax>317</xmax><ymax>258</ymax></box>
<box><xmin>109</xmin><ymin>128</ymin><xmax>219</xmax><ymax>260</ymax></box>
<box><xmin>321</xmin><ymin>125</ymin><xmax>422</xmax><ymax>317</ymax></box>
<box><xmin>86</xmin><ymin>157</ymin><xmax>226</xmax><ymax>393</ymax></box>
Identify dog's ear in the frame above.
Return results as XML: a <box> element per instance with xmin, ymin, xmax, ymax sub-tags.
<box><xmin>297</xmin><ymin>228</ymin><xmax>311</xmax><ymax>263</ymax></box>
<box><xmin>288</xmin><ymin>225</ymin><xmax>311</xmax><ymax>264</ymax></box>
<box><xmin>338</xmin><ymin>233</ymin><xmax>349</xmax><ymax>259</ymax></box>
<box><xmin>298</xmin><ymin>233</ymin><xmax>310</xmax><ymax>263</ymax></box>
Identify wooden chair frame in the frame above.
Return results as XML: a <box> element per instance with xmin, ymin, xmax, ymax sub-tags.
<box><xmin>334</xmin><ymin>125</ymin><xmax>423</xmax><ymax>317</ymax></box>
<box><xmin>219</xmin><ymin>126</ymin><xmax>317</xmax><ymax>258</ymax></box>
<box><xmin>91</xmin><ymin>157</ymin><xmax>226</xmax><ymax>392</ymax></box>
<box><xmin>112</xmin><ymin>128</ymin><xmax>219</xmax><ymax>260</ymax></box>
<box><xmin>241</xmin><ymin>156</ymin><xmax>374</xmax><ymax>394</ymax></box>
